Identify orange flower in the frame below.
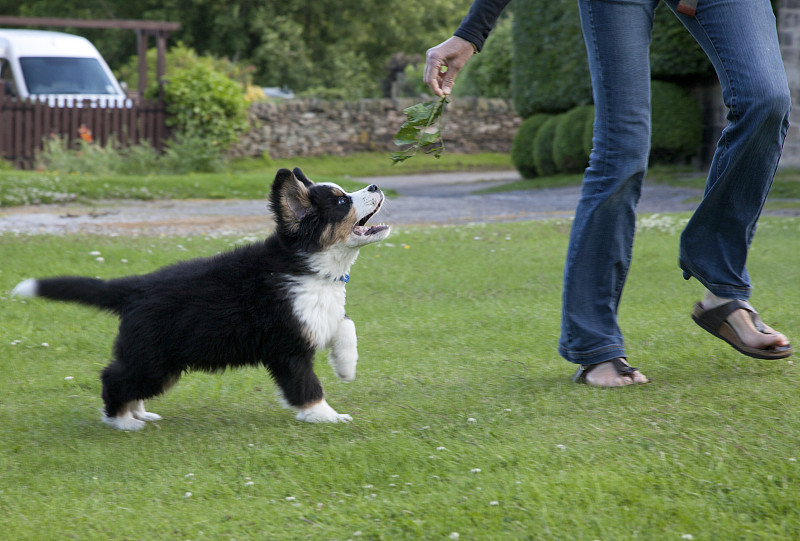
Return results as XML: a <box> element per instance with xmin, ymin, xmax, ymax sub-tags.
<box><xmin>78</xmin><ymin>124</ymin><xmax>93</xmax><ymax>143</ymax></box>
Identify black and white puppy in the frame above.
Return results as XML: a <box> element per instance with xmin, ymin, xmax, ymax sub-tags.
<box><xmin>11</xmin><ymin>168</ymin><xmax>390</xmax><ymax>430</ymax></box>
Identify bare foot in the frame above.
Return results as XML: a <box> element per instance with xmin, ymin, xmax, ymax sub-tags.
<box><xmin>582</xmin><ymin>358</ymin><xmax>649</xmax><ymax>387</ymax></box>
<box><xmin>713</xmin><ymin>304</ymin><xmax>790</xmax><ymax>350</ymax></box>
<box><xmin>696</xmin><ymin>293</ymin><xmax>792</xmax><ymax>359</ymax></box>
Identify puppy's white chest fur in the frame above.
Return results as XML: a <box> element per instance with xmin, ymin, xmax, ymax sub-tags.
<box><xmin>288</xmin><ymin>276</ymin><xmax>347</xmax><ymax>349</ymax></box>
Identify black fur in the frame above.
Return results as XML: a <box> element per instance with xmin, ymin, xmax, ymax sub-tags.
<box><xmin>18</xmin><ymin>167</ymin><xmax>379</xmax><ymax>425</ymax></box>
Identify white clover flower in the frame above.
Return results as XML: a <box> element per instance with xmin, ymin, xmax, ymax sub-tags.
<box><xmin>95</xmin><ymin>257</ymin><xmax>105</xmax><ymax>262</ymax></box>
<box><xmin>556</xmin><ymin>444</ymin><xmax>567</xmax><ymax>450</ymax></box>
<box><xmin>184</xmin><ymin>492</ymin><xmax>192</xmax><ymax>498</ymax></box>
<box><xmin>185</xmin><ymin>473</ymin><xmax>194</xmax><ymax>478</ymax></box>
<box><xmin>467</xmin><ymin>417</ymin><xmax>477</xmax><ymax>423</ymax></box>
<box><xmin>449</xmin><ymin>533</ymin><xmax>460</xmax><ymax>540</ymax></box>
<box><xmin>285</xmin><ymin>496</ymin><xmax>296</xmax><ymax>501</ymax></box>
<box><xmin>437</xmin><ymin>446</ymin><xmax>447</xmax><ymax>451</ymax></box>
<box><xmin>64</xmin><ymin>376</ymin><xmax>74</xmax><ymax>381</ymax></box>
<box><xmin>489</xmin><ymin>501</ymin><xmax>499</xmax><ymax>506</ymax></box>
<box><xmin>89</xmin><ymin>251</ymin><xmax>101</xmax><ymax>256</ymax></box>
<box><xmin>682</xmin><ymin>535</ymin><xmax>694</xmax><ymax>540</ymax></box>
<box><xmin>471</xmin><ymin>468</ymin><xmax>481</xmax><ymax>473</ymax></box>
<box><xmin>244</xmin><ymin>481</ymin><xmax>254</xmax><ymax>487</ymax></box>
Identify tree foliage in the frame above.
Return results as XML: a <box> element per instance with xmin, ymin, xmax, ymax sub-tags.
<box><xmin>453</xmin><ymin>15</ymin><xmax>513</xmax><ymax>99</ymax></box>
<box><xmin>1</xmin><ymin>0</ymin><xmax>473</xmax><ymax>98</ymax></box>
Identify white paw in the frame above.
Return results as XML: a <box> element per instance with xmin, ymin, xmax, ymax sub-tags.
<box><xmin>102</xmin><ymin>412</ymin><xmax>146</xmax><ymax>431</ymax></box>
<box><xmin>330</xmin><ymin>353</ymin><xmax>357</xmax><ymax>382</ymax></box>
<box><xmin>329</xmin><ymin>318</ymin><xmax>358</xmax><ymax>381</ymax></box>
<box><xmin>295</xmin><ymin>399</ymin><xmax>352</xmax><ymax>423</ymax></box>
<box><xmin>130</xmin><ymin>400</ymin><xmax>162</xmax><ymax>421</ymax></box>
<box><xmin>134</xmin><ymin>411</ymin><xmax>163</xmax><ymax>422</ymax></box>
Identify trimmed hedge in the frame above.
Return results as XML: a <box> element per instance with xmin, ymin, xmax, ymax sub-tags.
<box><xmin>511</xmin><ymin>0</ymin><xmax>591</xmax><ymax>117</ymax></box>
<box><xmin>532</xmin><ymin>115</ymin><xmax>561</xmax><ymax>177</ymax></box>
<box><xmin>510</xmin><ymin>86</ymin><xmax>700</xmax><ymax>177</ymax></box>
<box><xmin>553</xmin><ymin>105</ymin><xmax>594</xmax><ymax>173</ymax></box>
<box><xmin>454</xmin><ymin>16</ymin><xmax>513</xmax><ymax>99</ymax></box>
<box><xmin>511</xmin><ymin>114</ymin><xmax>552</xmax><ymax>178</ymax></box>
<box><xmin>512</xmin><ymin>0</ymin><xmax>715</xmax><ymax>117</ymax></box>
<box><xmin>650</xmin><ymin>80</ymin><xmax>702</xmax><ymax>163</ymax></box>
<box><xmin>650</xmin><ymin>4</ymin><xmax>714</xmax><ymax>82</ymax></box>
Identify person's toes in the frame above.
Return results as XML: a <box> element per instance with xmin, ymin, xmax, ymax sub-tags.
<box><xmin>727</xmin><ymin>308</ymin><xmax>790</xmax><ymax>349</ymax></box>
<box><xmin>584</xmin><ymin>359</ymin><xmax>647</xmax><ymax>387</ymax></box>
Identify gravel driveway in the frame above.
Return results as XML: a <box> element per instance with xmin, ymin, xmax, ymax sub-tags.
<box><xmin>0</xmin><ymin>170</ymin><xmax>709</xmax><ymax>236</ymax></box>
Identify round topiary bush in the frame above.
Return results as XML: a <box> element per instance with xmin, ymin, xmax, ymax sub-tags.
<box><xmin>650</xmin><ymin>80</ymin><xmax>702</xmax><ymax>163</ymax></box>
<box><xmin>553</xmin><ymin>105</ymin><xmax>594</xmax><ymax>173</ymax></box>
<box><xmin>533</xmin><ymin>114</ymin><xmax>561</xmax><ymax>177</ymax></box>
<box><xmin>511</xmin><ymin>114</ymin><xmax>552</xmax><ymax>178</ymax></box>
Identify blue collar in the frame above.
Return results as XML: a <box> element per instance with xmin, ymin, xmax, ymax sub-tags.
<box><xmin>338</xmin><ymin>274</ymin><xmax>350</xmax><ymax>284</ymax></box>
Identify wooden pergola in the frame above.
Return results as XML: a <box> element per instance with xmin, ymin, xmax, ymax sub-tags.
<box><xmin>0</xmin><ymin>16</ymin><xmax>180</xmax><ymax>98</ymax></box>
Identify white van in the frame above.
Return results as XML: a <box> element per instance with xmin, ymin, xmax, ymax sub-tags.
<box><xmin>0</xmin><ymin>29</ymin><xmax>129</xmax><ymax>107</ymax></box>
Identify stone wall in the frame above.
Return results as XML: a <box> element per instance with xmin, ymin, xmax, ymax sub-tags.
<box><xmin>227</xmin><ymin>97</ymin><xmax>521</xmax><ymax>159</ymax></box>
<box><xmin>780</xmin><ymin>0</ymin><xmax>800</xmax><ymax>167</ymax></box>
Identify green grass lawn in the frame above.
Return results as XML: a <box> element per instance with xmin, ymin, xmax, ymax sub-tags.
<box><xmin>0</xmin><ymin>152</ymin><xmax>513</xmax><ymax>207</ymax></box>
<box><xmin>2</xmin><ymin>216</ymin><xmax>799</xmax><ymax>539</ymax></box>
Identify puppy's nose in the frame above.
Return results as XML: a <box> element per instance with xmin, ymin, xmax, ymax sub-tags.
<box><xmin>367</xmin><ymin>184</ymin><xmax>379</xmax><ymax>193</ymax></box>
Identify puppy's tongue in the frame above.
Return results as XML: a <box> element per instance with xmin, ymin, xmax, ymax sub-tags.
<box><xmin>353</xmin><ymin>224</ymin><xmax>389</xmax><ymax>236</ymax></box>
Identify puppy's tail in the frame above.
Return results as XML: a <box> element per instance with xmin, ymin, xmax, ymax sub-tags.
<box><xmin>12</xmin><ymin>276</ymin><xmax>134</xmax><ymax>314</ymax></box>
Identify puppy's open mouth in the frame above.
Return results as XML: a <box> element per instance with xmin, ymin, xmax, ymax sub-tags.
<box><xmin>353</xmin><ymin>196</ymin><xmax>389</xmax><ymax>237</ymax></box>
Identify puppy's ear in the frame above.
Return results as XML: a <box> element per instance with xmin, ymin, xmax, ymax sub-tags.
<box><xmin>270</xmin><ymin>168</ymin><xmax>312</xmax><ymax>234</ymax></box>
<box><xmin>292</xmin><ymin>167</ymin><xmax>314</xmax><ymax>188</ymax></box>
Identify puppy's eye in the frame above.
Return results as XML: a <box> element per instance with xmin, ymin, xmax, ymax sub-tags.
<box><xmin>337</xmin><ymin>196</ymin><xmax>349</xmax><ymax>205</ymax></box>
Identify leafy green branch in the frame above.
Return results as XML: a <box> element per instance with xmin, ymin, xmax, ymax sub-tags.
<box><xmin>391</xmin><ymin>95</ymin><xmax>450</xmax><ymax>164</ymax></box>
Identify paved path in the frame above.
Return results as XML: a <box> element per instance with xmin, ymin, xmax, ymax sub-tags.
<box><xmin>0</xmin><ymin>170</ymin><xmax>707</xmax><ymax>236</ymax></box>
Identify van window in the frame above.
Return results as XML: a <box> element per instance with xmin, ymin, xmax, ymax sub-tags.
<box><xmin>0</xmin><ymin>58</ymin><xmax>19</xmax><ymax>96</ymax></box>
<box><xmin>19</xmin><ymin>57</ymin><xmax>117</xmax><ymax>95</ymax></box>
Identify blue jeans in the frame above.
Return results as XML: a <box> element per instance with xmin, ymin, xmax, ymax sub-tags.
<box><xmin>558</xmin><ymin>0</ymin><xmax>791</xmax><ymax>365</ymax></box>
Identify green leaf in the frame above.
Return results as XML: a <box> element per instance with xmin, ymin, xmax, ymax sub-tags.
<box><xmin>390</xmin><ymin>95</ymin><xmax>449</xmax><ymax>164</ymax></box>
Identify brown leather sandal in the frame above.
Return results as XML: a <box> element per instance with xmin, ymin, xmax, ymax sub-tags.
<box><xmin>691</xmin><ymin>300</ymin><xmax>793</xmax><ymax>360</ymax></box>
<box><xmin>572</xmin><ymin>357</ymin><xmax>650</xmax><ymax>385</ymax></box>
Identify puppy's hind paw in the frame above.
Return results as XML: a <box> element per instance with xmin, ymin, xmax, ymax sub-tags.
<box><xmin>295</xmin><ymin>399</ymin><xmax>352</xmax><ymax>423</ymax></box>
<box><xmin>102</xmin><ymin>412</ymin><xmax>146</xmax><ymax>431</ymax></box>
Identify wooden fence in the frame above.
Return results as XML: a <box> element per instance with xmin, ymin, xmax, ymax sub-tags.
<box><xmin>0</xmin><ymin>87</ymin><xmax>168</xmax><ymax>169</ymax></box>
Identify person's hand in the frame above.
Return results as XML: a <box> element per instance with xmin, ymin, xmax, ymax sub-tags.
<box><xmin>423</xmin><ymin>36</ymin><xmax>476</xmax><ymax>97</ymax></box>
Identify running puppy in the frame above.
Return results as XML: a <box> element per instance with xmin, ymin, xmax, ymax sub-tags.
<box><xmin>12</xmin><ymin>168</ymin><xmax>390</xmax><ymax>430</ymax></box>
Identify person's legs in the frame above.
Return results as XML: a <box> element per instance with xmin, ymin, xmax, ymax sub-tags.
<box><xmin>666</xmin><ymin>0</ymin><xmax>792</xmax><ymax>353</ymax></box>
<box><xmin>559</xmin><ymin>0</ymin><xmax>660</xmax><ymax>377</ymax></box>
<box><xmin>667</xmin><ymin>0</ymin><xmax>790</xmax><ymax>295</ymax></box>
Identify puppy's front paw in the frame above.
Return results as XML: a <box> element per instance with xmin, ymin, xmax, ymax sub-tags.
<box><xmin>330</xmin><ymin>317</ymin><xmax>358</xmax><ymax>381</ymax></box>
<box><xmin>329</xmin><ymin>351</ymin><xmax>357</xmax><ymax>382</ymax></box>
<box><xmin>295</xmin><ymin>399</ymin><xmax>352</xmax><ymax>423</ymax></box>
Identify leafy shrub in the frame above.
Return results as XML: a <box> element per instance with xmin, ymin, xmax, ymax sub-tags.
<box><xmin>35</xmin><ymin>137</ymin><xmax>123</xmax><ymax>175</ymax></box>
<box><xmin>553</xmin><ymin>105</ymin><xmax>594</xmax><ymax>173</ymax></box>
<box><xmin>161</xmin><ymin>131</ymin><xmax>227</xmax><ymax>174</ymax></box>
<box><xmin>533</xmin><ymin>115</ymin><xmax>561</xmax><ymax>177</ymax></box>
<box><xmin>511</xmin><ymin>114</ymin><xmax>551</xmax><ymax>178</ymax></box>
<box><xmin>583</xmin><ymin>110</ymin><xmax>594</xmax><ymax>156</ymax></box>
<box><xmin>650</xmin><ymin>80</ymin><xmax>702</xmax><ymax>163</ymax></box>
<box><xmin>162</xmin><ymin>63</ymin><xmax>249</xmax><ymax>151</ymax></box>
<box><xmin>34</xmin><ymin>134</ymin><xmax>225</xmax><ymax>175</ymax></box>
